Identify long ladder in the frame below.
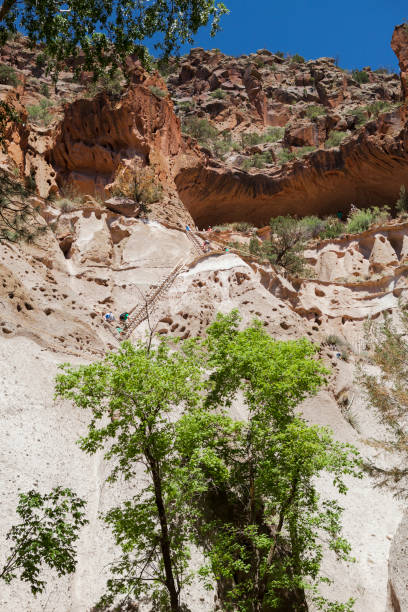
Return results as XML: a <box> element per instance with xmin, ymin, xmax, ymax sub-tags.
<box><xmin>123</xmin><ymin>260</ymin><xmax>185</xmax><ymax>339</ymax></box>
<box><xmin>186</xmin><ymin>231</ymin><xmax>205</xmax><ymax>255</ymax></box>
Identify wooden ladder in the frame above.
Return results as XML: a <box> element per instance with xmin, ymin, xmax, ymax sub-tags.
<box><xmin>123</xmin><ymin>260</ymin><xmax>185</xmax><ymax>339</ymax></box>
<box><xmin>186</xmin><ymin>231</ymin><xmax>205</xmax><ymax>255</ymax></box>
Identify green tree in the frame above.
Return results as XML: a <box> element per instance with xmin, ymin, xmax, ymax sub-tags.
<box><xmin>55</xmin><ymin>338</ymin><xmax>204</xmax><ymax>611</ymax></box>
<box><xmin>249</xmin><ymin>216</ymin><xmax>308</xmax><ymax>276</ymax></box>
<box><xmin>0</xmin><ymin>1</ymin><xmax>228</xmax><ymax>78</ymax></box>
<box><xmin>0</xmin><ymin>168</ymin><xmax>47</xmax><ymax>242</ymax></box>
<box><xmin>1</xmin><ymin>487</ymin><xmax>87</xmax><ymax>594</ymax></box>
<box><xmin>179</xmin><ymin>312</ymin><xmax>361</xmax><ymax>611</ymax></box>
<box><xmin>55</xmin><ymin>314</ymin><xmax>361</xmax><ymax>611</ymax></box>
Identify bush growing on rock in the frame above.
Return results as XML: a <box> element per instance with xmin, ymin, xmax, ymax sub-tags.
<box><xmin>291</xmin><ymin>53</ymin><xmax>305</xmax><ymax>64</ymax></box>
<box><xmin>305</xmin><ymin>104</ymin><xmax>326</xmax><ymax>119</ymax></box>
<box><xmin>319</xmin><ymin>216</ymin><xmax>345</xmax><ymax>239</ymax></box>
<box><xmin>352</xmin><ymin>69</ymin><xmax>370</xmax><ymax>84</ymax></box>
<box><xmin>182</xmin><ymin>116</ymin><xmax>218</xmax><ymax>144</ymax></box>
<box><xmin>0</xmin><ymin>64</ymin><xmax>18</xmax><ymax>86</ymax></box>
<box><xmin>150</xmin><ymin>85</ymin><xmax>168</xmax><ymax>99</ymax></box>
<box><xmin>396</xmin><ymin>185</ymin><xmax>408</xmax><ymax>215</ymax></box>
<box><xmin>241</xmin><ymin>151</ymin><xmax>274</xmax><ymax>170</ymax></box>
<box><xmin>209</xmin><ymin>88</ymin><xmax>226</xmax><ymax>99</ymax></box>
<box><xmin>325</xmin><ymin>130</ymin><xmax>347</xmax><ymax>149</ymax></box>
<box><xmin>27</xmin><ymin>98</ymin><xmax>54</xmax><ymax>126</ymax></box>
<box><xmin>346</xmin><ymin>206</ymin><xmax>390</xmax><ymax>234</ymax></box>
<box><xmin>347</xmin><ymin>107</ymin><xmax>367</xmax><ymax>127</ymax></box>
<box><xmin>277</xmin><ymin>149</ymin><xmax>297</xmax><ymax>164</ymax></box>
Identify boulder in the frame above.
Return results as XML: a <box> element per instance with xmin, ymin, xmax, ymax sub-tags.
<box><xmin>105</xmin><ymin>196</ymin><xmax>140</xmax><ymax>217</ymax></box>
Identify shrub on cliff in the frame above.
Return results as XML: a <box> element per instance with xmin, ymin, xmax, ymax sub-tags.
<box><xmin>291</xmin><ymin>53</ymin><xmax>305</xmax><ymax>64</ymax></box>
<box><xmin>27</xmin><ymin>98</ymin><xmax>54</xmax><ymax>126</ymax></box>
<box><xmin>352</xmin><ymin>69</ymin><xmax>369</xmax><ymax>84</ymax></box>
<box><xmin>0</xmin><ymin>64</ymin><xmax>18</xmax><ymax>86</ymax></box>
<box><xmin>241</xmin><ymin>151</ymin><xmax>274</xmax><ymax>170</ymax></box>
<box><xmin>325</xmin><ymin>130</ymin><xmax>347</xmax><ymax>149</ymax></box>
<box><xmin>346</xmin><ymin>206</ymin><xmax>390</xmax><ymax>234</ymax></box>
<box><xmin>277</xmin><ymin>149</ymin><xmax>297</xmax><ymax>164</ymax></box>
<box><xmin>396</xmin><ymin>185</ymin><xmax>408</xmax><ymax>214</ymax></box>
<box><xmin>182</xmin><ymin>116</ymin><xmax>218</xmax><ymax>144</ymax></box>
<box><xmin>305</xmin><ymin>104</ymin><xmax>326</xmax><ymax>120</ymax></box>
<box><xmin>209</xmin><ymin>88</ymin><xmax>226</xmax><ymax>99</ymax></box>
<box><xmin>319</xmin><ymin>216</ymin><xmax>345</xmax><ymax>239</ymax></box>
<box><xmin>150</xmin><ymin>85</ymin><xmax>167</xmax><ymax>99</ymax></box>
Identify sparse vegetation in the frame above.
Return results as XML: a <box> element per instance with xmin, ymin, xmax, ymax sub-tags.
<box><xmin>325</xmin><ymin>130</ymin><xmax>347</xmax><ymax>149</ymax></box>
<box><xmin>40</xmin><ymin>82</ymin><xmax>50</xmax><ymax>97</ymax></box>
<box><xmin>297</xmin><ymin>145</ymin><xmax>316</xmax><ymax>156</ymax></box>
<box><xmin>241</xmin><ymin>151</ymin><xmax>273</xmax><ymax>170</ymax></box>
<box><xmin>277</xmin><ymin>149</ymin><xmax>297</xmax><ymax>164</ymax></box>
<box><xmin>209</xmin><ymin>88</ymin><xmax>226</xmax><ymax>99</ymax></box>
<box><xmin>0</xmin><ymin>64</ymin><xmax>18</xmax><ymax>86</ymax></box>
<box><xmin>241</xmin><ymin>127</ymin><xmax>284</xmax><ymax>147</ymax></box>
<box><xmin>113</xmin><ymin>166</ymin><xmax>163</xmax><ymax>209</ymax></box>
<box><xmin>352</xmin><ymin>69</ymin><xmax>369</xmax><ymax>84</ymax></box>
<box><xmin>305</xmin><ymin>104</ymin><xmax>326</xmax><ymax>120</ymax></box>
<box><xmin>250</xmin><ymin>215</ymin><xmax>309</xmax><ymax>276</ymax></box>
<box><xmin>291</xmin><ymin>53</ymin><xmax>305</xmax><ymax>64</ymax></box>
<box><xmin>231</xmin><ymin>221</ymin><xmax>254</xmax><ymax>233</ymax></box>
<box><xmin>85</xmin><ymin>70</ymin><xmax>123</xmax><ymax>100</ymax></box>
<box><xmin>275</xmin><ymin>50</ymin><xmax>285</xmax><ymax>58</ymax></box>
<box><xmin>150</xmin><ymin>85</ymin><xmax>167</xmax><ymax>99</ymax></box>
<box><xmin>27</xmin><ymin>98</ymin><xmax>54</xmax><ymax>126</ymax></box>
<box><xmin>182</xmin><ymin>116</ymin><xmax>218</xmax><ymax>144</ymax></box>
<box><xmin>346</xmin><ymin>206</ymin><xmax>390</xmax><ymax>234</ymax></box>
<box><xmin>347</xmin><ymin>107</ymin><xmax>367</xmax><ymax>127</ymax></box>
<box><xmin>396</xmin><ymin>184</ymin><xmax>408</xmax><ymax>214</ymax></box>
<box><xmin>319</xmin><ymin>217</ymin><xmax>345</xmax><ymax>239</ymax></box>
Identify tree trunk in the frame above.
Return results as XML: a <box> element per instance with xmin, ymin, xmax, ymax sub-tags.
<box><xmin>147</xmin><ymin>451</ymin><xmax>180</xmax><ymax>612</ymax></box>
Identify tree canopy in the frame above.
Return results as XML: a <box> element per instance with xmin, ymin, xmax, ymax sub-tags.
<box><xmin>54</xmin><ymin>312</ymin><xmax>361</xmax><ymax>611</ymax></box>
<box><xmin>0</xmin><ymin>0</ymin><xmax>229</xmax><ymax>77</ymax></box>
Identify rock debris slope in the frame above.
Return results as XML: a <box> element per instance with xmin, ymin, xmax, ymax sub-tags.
<box><xmin>1</xmin><ymin>24</ymin><xmax>408</xmax><ymax>612</ymax></box>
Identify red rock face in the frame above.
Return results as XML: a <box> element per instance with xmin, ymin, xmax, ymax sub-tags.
<box><xmin>175</xmin><ymin>108</ymin><xmax>408</xmax><ymax>227</ymax></box>
<box><xmin>49</xmin><ymin>74</ymin><xmax>188</xmax><ymax>195</ymax></box>
<box><xmin>392</xmin><ymin>24</ymin><xmax>408</xmax><ymax>99</ymax></box>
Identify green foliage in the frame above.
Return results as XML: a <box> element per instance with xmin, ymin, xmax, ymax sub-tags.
<box><xmin>359</xmin><ymin>307</ymin><xmax>408</xmax><ymax>496</ymax></box>
<box><xmin>346</xmin><ymin>206</ymin><xmax>389</xmax><ymax>234</ymax></box>
<box><xmin>396</xmin><ymin>185</ymin><xmax>408</xmax><ymax>214</ymax></box>
<box><xmin>305</xmin><ymin>104</ymin><xmax>326</xmax><ymax>120</ymax></box>
<box><xmin>319</xmin><ymin>217</ymin><xmax>345</xmax><ymax>239</ymax></box>
<box><xmin>232</xmin><ymin>221</ymin><xmax>254</xmax><ymax>233</ymax></box>
<box><xmin>176</xmin><ymin>99</ymin><xmax>194</xmax><ymax>110</ymax></box>
<box><xmin>0</xmin><ymin>0</ymin><xmax>229</xmax><ymax>142</ymax></box>
<box><xmin>241</xmin><ymin>151</ymin><xmax>273</xmax><ymax>170</ymax></box>
<box><xmin>0</xmin><ymin>169</ymin><xmax>47</xmax><ymax>243</ymax></box>
<box><xmin>0</xmin><ymin>487</ymin><xmax>87</xmax><ymax>594</ymax></box>
<box><xmin>325</xmin><ymin>130</ymin><xmax>347</xmax><ymax>149</ymax></box>
<box><xmin>241</xmin><ymin>127</ymin><xmax>284</xmax><ymax>147</ymax></box>
<box><xmin>297</xmin><ymin>145</ymin><xmax>316</xmax><ymax>156</ymax></box>
<box><xmin>182</xmin><ymin>116</ymin><xmax>218</xmax><ymax>144</ymax></box>
<box><xmin>347</xmin><ymin>107</ymin><xmax>367</xmax><ymax>127</ymax></box>
<box><xmin>27</xmin><ymin>98</ymin><xmax>54</xmax><ymax>126</ymax></box>
<box><xmin>277</xmin><ymin>149</ymin><xmax>297</xmax><ymax>164</ymax></box>
<box><xmin>300</xmin><ymin>215</ymin><xmax>326</xmax><ymax>238</ymax></box>
<box><xmin>352</xmin><ymin>70</ymin><xmax>369</xmax><ymax>84</ymax></box>
<box><xmin>209</xmin><ymin>88</ymin><xmax>226</xmax><ymax>99</ymax></box>
<box><xmin>39</xmin><ymin>82</ymin><xmax>50</xmax><ymax>97</ymax></box>
<box><xmin>291</xmin><ymin>53</ymin><xmax>305</xmax><ymax>64</ymax></box>
<box><xmin>55</xmin><ymin>312</ymin><xmax>360</xmax><ymax>611</ymax></box>
<box><xmin>0</xmin><ymin>63</ymin><xmax>18</xmax><ymax>86</ymax></box>
<box><xmin>249</xmin><ymin>215</ymin><xmax>308</xmax><ymax>276</ymax></box>
<box><xmin>364</xmin><ymin>100</ymin><xmax>391</xmax><ymax>117</ymax></box>
<box><xmin>275</xmin><ymin>50</ymin><xmax>285</xmax><ymax>58</ymax></box>
<box><xmin>85</xmin><ymin>69</ymin><xmax>123</xmax><ymax>99</ymax></box>
<box><xmin>150</xmin><ymin>85</ymin><xmax>167</xmax><ymax>99</ymax></box>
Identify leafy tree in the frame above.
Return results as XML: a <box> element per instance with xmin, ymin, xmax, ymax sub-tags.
<box><xmin>55</xmin><ymin>338</ymin><xmax>204</xmax><ymax>611</ymax></box>
<box><xmin>181</xmin><ymin>312</ymin><xmax>361</xmax><ymax>611</ymax></box>
<box><xmin>249</xmin><ymin>215</ymin><xmax>308</xmax><ymax>276</ymax></box>
<box><xmin>0</xmin><ymin>1</ymin><xmax>229</xmax><ymax>79</ymax></box>
<box><xmin>55</xmin><ymin>313</ymin><xmax>361</xmax><ymax>611</ymax></box>
<box><xmin>0</xmin><ymin>487</ymin><xmax>87</xmax><ymax>594</ymax></box>
<box><xmin>359</xmin><ymin>308</ymin><xmax>408</xmax><ymax>496</ymax></box>
<box><xmin>0</xmin><ymin>168</ymin><xmax>47</xmax><ymax>242</ymax></box>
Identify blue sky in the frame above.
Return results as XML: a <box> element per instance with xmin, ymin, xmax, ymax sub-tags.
<box><xmin>171</xmin><ymin>0</ymin><xmax>408</xmax><ymax>71</ymax></box>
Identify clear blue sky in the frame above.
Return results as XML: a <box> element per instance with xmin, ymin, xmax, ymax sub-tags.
<box><xmin>172</xmin><ymin>0</ymin><xmax>408</xmax><ymax>71</ymax></box>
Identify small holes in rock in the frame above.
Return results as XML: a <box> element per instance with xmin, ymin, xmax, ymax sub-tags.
<box><xmin>24</xmin><ymin>303</ymin><xmax>33</xmax><ymax>310</ymax></box>
<box><xmin>16</xmin><ymin>304</ymin><xmax>22</xmax><ymax>312</ymax></box>
<box><xmin>44</xmin><ymin>308</ymin><xmax>52</xmax><ymax>315</ymax></box>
